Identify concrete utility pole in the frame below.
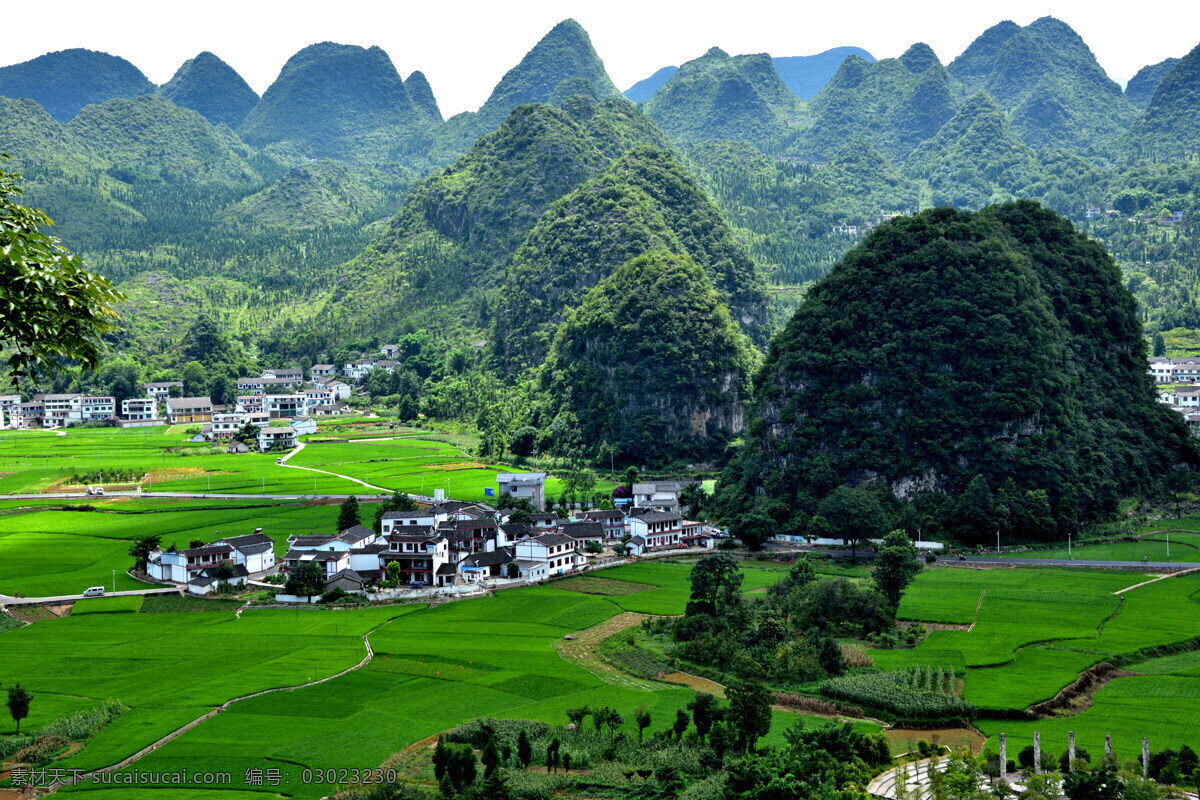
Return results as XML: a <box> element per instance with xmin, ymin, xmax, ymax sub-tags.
<box><xmin>1034</xmin><ymin>732</ymin><xmax>1041</xmax><ymax>774</ymax></box>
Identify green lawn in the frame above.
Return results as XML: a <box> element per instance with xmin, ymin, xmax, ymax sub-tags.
<box><xmin>1010</xmin><ymin>531</ymin><xmax>1200</xmax><ymax>562</ymax></box>
<box><xmin>0</xmin><ymin>500</ymin><xmax>341</xmax><ymax>597</ymax></box>
<box><xmin>890</xmin><ymin>568</ymin><xmax>1200</xmax><ymax>754</ymax></box>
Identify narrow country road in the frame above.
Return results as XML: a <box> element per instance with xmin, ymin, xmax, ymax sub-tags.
<box><xmin>0</xmin><ymin>587</ymin><xmax>179</xmax><ymax>605</ymax></box>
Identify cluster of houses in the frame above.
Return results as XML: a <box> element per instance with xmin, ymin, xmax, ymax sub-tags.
<box><xmin>1150</xmin><ymin>357</ymin><xmax>1200</xmax><ymax>433</ymax></box>
<box><xmin>0</xmin><ymin>343</ymin><xmax>426</xmax><ymax>432</ymax></box>
<box><xmin>143</xmin><ymin>476</ymin><xmax>714</xmax><ymax>596</ymax></box>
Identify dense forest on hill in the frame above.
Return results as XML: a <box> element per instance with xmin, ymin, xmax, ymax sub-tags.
<box><xmin>3</xmin><ymin>16</ymin><xmax>1200</xmax><ymax>486</ymax></box>
<box><xmin>715</xmin><ymin>203</ymin><xmax>1198</xmax><ymax>542</ymax></box>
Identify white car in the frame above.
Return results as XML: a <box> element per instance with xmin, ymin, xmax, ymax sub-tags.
<box><xmin>82</xmin><ymin>586</ymin><xmax>106</xmax><ymax>597</ymax></box>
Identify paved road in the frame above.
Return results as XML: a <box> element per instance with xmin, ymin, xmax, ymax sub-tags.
<box><xmin>0</xmin><ymin>587</ymin><xmax>180</xmax><ymax>605</ymax></box>
<box><xmin>764</xmin><ymin>542</ymin><xmax>1199</xmax><ymax>571</ymax></box>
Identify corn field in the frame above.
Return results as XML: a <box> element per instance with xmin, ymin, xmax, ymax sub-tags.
<box><xmin>819</xmin><ymin>665</ymin><xmax>975</xmax><ymax>721</ymax></box>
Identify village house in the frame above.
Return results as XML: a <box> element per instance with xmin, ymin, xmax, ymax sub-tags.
<box><xmin>681</xmin><ymin>520</ymin><xmax>713</xmax><ymax>550</ymax></box>
<box><xmin>305</xmin><ymin>387</ymin><xmax>334</xmax><ymax>408</ymax></box>
<box><xmin>582</xmin><ymin>508</ymin><xmax>627</xmax><ymax>539</ymax></box>
<box><xmin>529</xmin><ymin>512</ymin><xmax>562</xmax><ymax>530</ymax></box>
<box><xmin>211</xmin><ymin>412</ymin><xmax>247</xmax><ymax>439</ymax></box>
<box><xmin>496</xmin><ymin>472</ymin><xmax>547</xmax><ymax>511</ymax></box>
<box><xmin>236</xmin><ymin>377</ymin><xmax>266</xmax><ymax>395</ymax></box>
<box><xmin>445</xmin><ymin>518</ymin><xmax>501</xmax><ymax>557</ymax></box>
<box><xmin>322</xmin><ymin>380</ymin><xmax>353</xmax><ymax>402</ymax></box>
<box><xmin>629</xmin><ymin>511</ymin><xmax>683</xmax><ymax>550</ymax></box>
<box><xmin>381</xmin><ymin>344</ymin><xmax>401</xmax><ymax>358</ymax></box>
<box><xmin>257</xmin><ymin>426</ymin><xmax>298</xmax><ymax>452</ymax></box>
<box><xmin>187</xmin><ymin>564</ymin><xmax>250</xmax><ymax>595</ymax></box>
<box><xmin>380</xmin><ymin>510</ymin><xmax>438</xmax><ymax>535</ymax></box>
<box><xmin>11</xmin><ymin>402</ymin><xmax>43</xmax><ymax>429</ymax></box>
<box><xmin>38</xmin><ymin>394</ymin><xmax>79</xmax><ymax>428</ymax></box>
<box><xmin>68</xmin><ymin>395</ymin><xmax>115</xmax><ymax>424</ymax></box>
<box><xmin>264</xmin><ymin>393</ymin><xmax>305</xmax><ymax>418</ymax></box>
<box><xmin>166</xmin><ymin>397</ymin><xmax>213</xmax><ymax>425</ymax></box>
<box><xmin>121</xmin><ymin>397</ymin><xmax>157</xmax><ymax>421</ymax></box>
<box><xmin>236</xmin><ymin>395</ymin><xmax>265</xmax><ymax>414</ymax></box>
<box><xmin>262</xmin><ymin>368</ymin><xmax>303</xmax><ymax>382</ymax></box>
<box><xmin>632</xmin><ymin>482</ymin><xmax>686</xmax><ymax>513</ymax></box>
<box><xmin>561</xmin><ymin>521</ymin><xmax>606</xmax><ymax>551</ymax></box>
<box><xmin>311</xmin><ymin>364</ymin><xmax>336</xmax><ymax>379</ymax></box>
<box><xmin>291</xmin><ymin>416</ymin><xmax>318</xmax><ymax>436</ymax></box>
<box><xmin>381</xmin><ymin>528</ymin><xmax>451</xmax><ymax>586</ymax></box>
<box><xmin>311</xmin><ymin>403</ymin><xmax>352</xmax><ymax>416</ymax></box>
<box><xmin>144</xmin><ymin>382</ymin><xmax>182</xmax><ymax>403</ymax></box>
<box><xmin>458</xmin><ymin>546</ymin><xmax>517</xmax><ymax>583</ymax></box>
<box><xmin>514</xmin><ymin>533</ymin><xmax>580</xmax><ymax>576</ymax></box>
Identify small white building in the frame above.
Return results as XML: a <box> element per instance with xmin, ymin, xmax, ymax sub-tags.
<box><xmin>496</xmin><ymin>472</ymin><xmax>547</xmax><ymax>511</ymax></box>
<box><xmin>257</xmin><ymin>426</ymin><xmax>297</xmax><ymax>452</ymax></box>
<box><xmin>121</xmin><ymin>397</ymin><xmax>158</xmax><ymax>421</ymax></box>
<box><xmin>290</xmin><ymin>416</ymin><xmax>318</xmax><ymax>436</ymax></box>
<box><xmin>514</xmin><ymin>533</ymin><xmax>580</xmax><ymax>576</ymax></box>
<box><xmin>629</xmin><ymin>511</ymin><xmax>683</xmax><ymax>549</ymax></box>
<box><xmin>312</xmin><ymin>364</ymin><xmax>336</xmax><ymax>379</ymax></box>
<box><xmin>380</xmin><ymin>510</ymin><xmax>438</xmax><ymax>535</ymax></box>
<box><xmin>145</xmin><ymin>382</ymin><xmax>182</xmax><ymax>403</ymax></box>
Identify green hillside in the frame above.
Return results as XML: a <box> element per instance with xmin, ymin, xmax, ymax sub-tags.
<box><xmin>159</xmin><ymin>51</ymin><xmax>259</xmax><ymax>128</ymax></box>
<box><xmin>68</xmin><ymin>94</ymin><xmax>259</xmax><ymax>186</ymax></box>
<box><xmin>717</xmin><ymin>203</ymin><xmax>1198</xmax><ymax>540</ymax></box>
<box><xmin>948</xmin><ymin>17</ymin><xmax>1135</xmax><ymax>154</ymax></box>
<box><xmin>537</xmin><ymin>251</ymin><xmax>755</xmax><ymax>462</ymax></box>
<box><xmin>1125</xmin><ymin>58</ymin><xmax>1180</xmax><ymax>109</ymax></box>
<box><xmin>404</xmin><ymin>71</ymin><xmax>442</xmax><ymax>122</ymax></box>
<box><xmin>903</xmin><ymin>93</ymin><xmax>1039</xmax><ymax>208</ymax></box>
<box><xmin>1132</xmin><ymin>42</ymin><xmax>1200</xmax><ymax>160</ymax></box>
<box><xmin>237</xmin><ymin>41</ymin><xmax>431</xmax><ymax>160</ymax></box>
<box><xmin>793</xmin><ymin>45</ymin><xmax>959</xmax><ymax>160</ymax></box>
<box><xmin>435</xmin><ymin>19</ymin><xmax>621</xmax><ymax>156</ymax></box>
<box><xmin>319</xmin><ymin>98</ymin><xmax>667</xmax><ymax>341</ymax></box>
<box><xmin>0</xmin><ymin>48</ymin><xmax>154</xmax><ymax>122</ymax></box>
<box><xmin>491</xmin><ymin>145</ymin><xmax>769</xmax><ymax>372</ymax></box>
<box><xmin>643</xmin><ymin>47</ymin><xmax>805</xmax><ymax>146</ymax></box>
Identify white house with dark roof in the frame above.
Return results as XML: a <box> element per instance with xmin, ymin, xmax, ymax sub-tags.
<box><xmin>38</xmin><ymin>393</ymin><xmax>79</xmax><ymax>428</ymax></box>
<box><xmin>629</xmin><ymin>511</ymin><xmax>683</xmax><ymax>549</ymax></box>
<box><xmin>68</xmin><ymin>395</ymin><xmax>115</xmax><ymax>424</ymax></box>
<box><xmin>220</xmin><ymin>531</ymin><xmax>276</xmax><ymax>573</ymax></box>
<box><xmin>311</xmin><ymin>364</ymin><xmax>336</xmax><ymax>379</ymax></box>
<box><xmin>582</xmin><ymin>509</ymin><xmax>627</xmax><ymax>539</ymax></box>
<box><xmin>147</xmin><ymin>541</ymin><xmax>235</xmax><ymax>583</ymax></box>
<box><xmin>257</xmin><ymin>426</ymin><xmax>298</xmax><ymax>452</ymax></box>
<box><xmin>515</xmin><ymin>533</ymin><xmax>580</xmax><ymax>576</ymax></box>
<box><xmin>145</xmin><ymin>381</ymin><xmax>182</xmax><ymax>402</ymax></box>
<box><xmin>561</xmin><ymin>521</ymin><xmax>605</xmax><ymax>550</ymax></box>
<box><xmin>187</xmin><ymin>563</ymin><xmax>249</xmax><ymax>595</ymax></box>
<box><xmin>291</xmin><ymin>416</ymin><xmax>318</xmax><ymax>436</ymax></box>
<box><xmin>262</xmin><ymin>368</ymin><xmax>303</xmax><ymax>382</ymax></box>
<box><xmin>380</xmin><ymin>510</ymin><xmax>438</xmax><ymax>535</ymax></box>
<box><xmin>496</xmin><ymin>472</ymin><xmax>546</xmax><ymax>511</ymax></box>
<box><xmin>458</xmin><ymin>546</ymin><xmax>517</xmax><ymax>583</ymax></box>
<box><xmin>282</xmin><ymin>548</ymin><xmax>351</xmax><ymax>577</ymax></box>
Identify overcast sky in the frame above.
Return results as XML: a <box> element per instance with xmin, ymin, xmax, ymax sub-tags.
<box><xmin>4</xmin><ymin>0</ymin><xmax>1198</xmax><ymax>117</ymax></box>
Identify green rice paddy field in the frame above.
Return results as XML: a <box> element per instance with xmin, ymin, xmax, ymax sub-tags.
<box><xmin>883</xmin><ymin>567</ymin><xmax>1200</xmax><ymax>758</ymax></box>
<box><xmin>0</xmin><ymin>427</ymin><xmax>601</xmax><ymax>502</ymax></box>
<box><xmin>0</xmin><ymin>500</ymin><xmax>342</xmax><ymax>596</ymax></box>
<box><xmin>1</xmin><ymin>562</ymin><xmax>820</xmax><ymax>797</ymax></box>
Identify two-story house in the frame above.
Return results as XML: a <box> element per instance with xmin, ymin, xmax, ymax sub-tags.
<box><xmin>121</xmin><ymin>397</ymin><xmax>158</xmax><ymax>421</ymax></box>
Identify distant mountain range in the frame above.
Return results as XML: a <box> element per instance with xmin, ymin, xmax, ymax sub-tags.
<box><xmin>1</xmin><ymin>16</ymin><xmax>1199</xmax><ymax>468</ymax></box>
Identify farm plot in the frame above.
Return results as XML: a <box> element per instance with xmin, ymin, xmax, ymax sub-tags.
<box><xmin>977</xmin><ymin>674</ymin><xmax>1200</xmax><ymax>756</ymax></box>
<box><xmin>0</xmin><ymin>604</ymin><xmax>416</xmax><ymax>768</ymax></box>
<box><xmin>0</xmin><ymin>500</ymin><xmax>340</xmax><ymax>597</ymax></box>
<box><xmin>75</xmin><ymin>586</ymin><xmax>702</xmax><ymax>797</ymax></box>
<box><xmin>1010</xmin><ymin>532</ymin><xmax>1200</xmax><ymax>562</ymax></box>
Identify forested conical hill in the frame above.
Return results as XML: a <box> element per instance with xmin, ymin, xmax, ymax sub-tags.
<box><xmin>434</xmin><ymin>19</ymin><xmax>621</xmax><ymax>155</ymax></box>
<box><xmin>238</xmin><ymin>42</ymin><xmax>430</xmax><ymax>160</ymax></box>
<box><xmin>903</xmin><ymin>93</ymin><xmax>1039</xmax><ymax>208</ymax></box>
<box><xmin>537</xmin><ymin>251</ymin><xmax>754</xmax><ymax>463</ymax></box>
<box><xmin>948</xmin><ymin>17</ymin><xmax>1134</xmax><ymax>154</ymax></box>
<box><xmin>771</xmin><ymin>47</ymin><xmax>876</xmax><ymax>100</ymax></box>
<box><xmin>404</xmin><ymin>71</ymin><xmax>442</xmax><ymax>122</ymax></box>
<box><xmin>0</xmin><ymin>48</ymin><xmax>154</xmax><ymax>122</ymax></box>
<box><xmin>792</xmin><ymin>47</ymin><xmax>958</xmax><ymax>161</ymax></box>
<box><xmin>643</xmin><ymin>48</ymin><xmax>805</xmax><ymax>146</ymax></box>
<box><xmin>1125</xmin><ymin>58</ymin><xmax>1180</xmax><ymax>109</ymax></box>
<box><xmin>160</xmin><ymin>51</ymin><xmax>259</xmax><ymax>128</ymax></box>
<box><xmin>319</xmin><ymin>98</ymin><xmax>668</xmax><ymax>337</ymax></box>
<box><xmin>491</xmin><ymin>145</ymin><xmax>768</xmax><ymax>372</ymax></box>
<box><xmin>716</xmin><ymin>203</ymin><xmax>1197</xmax><ymax>541</ymax></box>
<box><xmin>68</xmin><ymin>95</ymin><xmax>259</xmax><ymax>186</ymax></box>
<box><xmin>1132</xmin><ymin>42</ymin><xmax>1200</xmax><ymax>161</ymax></box>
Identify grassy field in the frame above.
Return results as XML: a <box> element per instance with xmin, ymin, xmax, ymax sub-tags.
<box><xmin>1010</xmin><ymin>531</ymin><xmax>1200</xmax><ymax>562</ymax></box>
<box><xmin>0</xmin><ymin>426</ymin><xmax>611</xmax><ymax>504</ymax></box>
<box><xmin>1</xmin><ymin>562</ymin><xmax>805</xmax><ymax>797</ymax></box>
<box><xmin>0</xmin><ymin>500</ymin><xmax>341</xmax><ymax>597</ymax></box>
<box><xmin>888</xmin><ymin>567</ymin><xmax>1200</xmax><ymax>753</ymax></box>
